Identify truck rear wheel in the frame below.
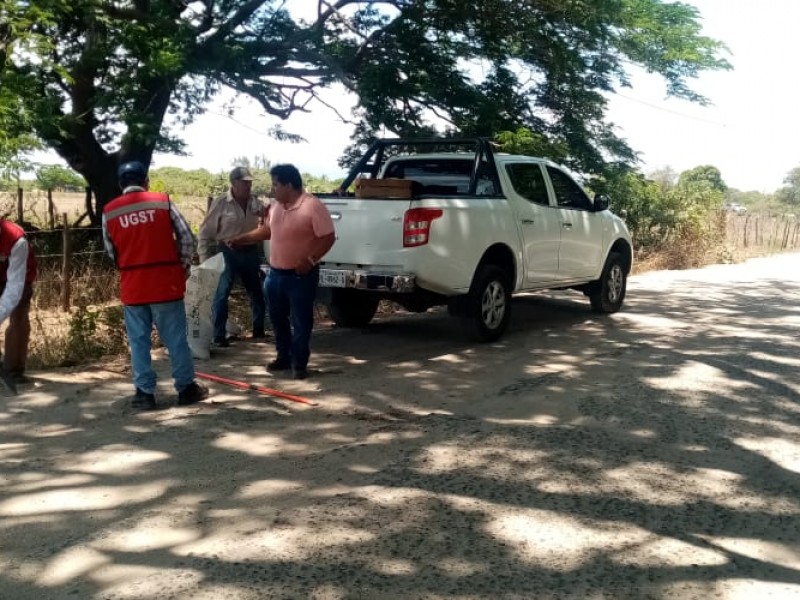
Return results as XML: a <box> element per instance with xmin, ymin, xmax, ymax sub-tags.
<box><xmin>327</xmin><ymin>289</ymin><xmax>380</xmax><ymax>327</ymax></box>
<box><xmin>463</xmin><ymin>265</ymin><xmax>511</xmax><ymax>342</ymax></box>
<box><xmin>589</xmin><ymin>251</ymin><xmax>627</xmax><ymax>313</ymax></box>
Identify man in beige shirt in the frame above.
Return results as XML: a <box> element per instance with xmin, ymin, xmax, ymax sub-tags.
<box><xmin>198</xmin><ymin>166</ymin><xmax>267</xmax><ymax>346</ymax></box>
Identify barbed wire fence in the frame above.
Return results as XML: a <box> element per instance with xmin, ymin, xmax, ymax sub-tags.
<box><xmin>726</xmin><ymin>213</ymin><xmax>800</xmax><ymax>252</ymax></box>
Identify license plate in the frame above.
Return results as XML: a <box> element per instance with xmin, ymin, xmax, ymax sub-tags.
<box><xmin>320</xmin><ymin>270</ymin><xmax>348</xmax><ymax>287</ymax></box>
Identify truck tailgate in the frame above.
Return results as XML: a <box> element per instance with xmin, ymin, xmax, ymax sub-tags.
<box><xmin>321</xmin><ymin>198</ymin><xmax>412</xmax><ymax>267</ymax></box>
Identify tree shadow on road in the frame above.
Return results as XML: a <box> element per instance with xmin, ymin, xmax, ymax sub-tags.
<box><xmin>1</xmin><ymin>266</ymin><xmax>799</xmax><ymax>598</ymax></box>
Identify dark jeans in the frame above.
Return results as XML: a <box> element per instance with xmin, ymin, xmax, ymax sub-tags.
<box><xmin>212</xmin><ymin>244</ymin><xmax>267</xmax><ymax>340</ymax></box>
<box><xmin>265</xmin><ymin>267</ymin><xmax>319</xmax><ymax>371</ymax></box>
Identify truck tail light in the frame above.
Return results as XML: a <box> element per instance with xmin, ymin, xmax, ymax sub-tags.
<box><xmin>403</xmin><ymin>208</ymin><xmax>443</xmax><ymax>247</ymax></box>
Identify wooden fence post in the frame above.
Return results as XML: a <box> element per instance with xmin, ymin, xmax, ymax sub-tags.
<box><xmin>61</xmin><ymin>213</ymin><xmax>71</xmax><ymax>312</ymax></box>
<box><xmin>47</xmin><ymin>189</ymin><xmax>55</xmax><ymax>230</ymax></box>
<box><xmin>16</xmin><ymin>187</ymin><xmax>23</xmax><ymax>224</ymax></box>
<box><xmin>743</xmin><ymin>216</ymin><xmax>749</xmax><ymax>248</ymax></box>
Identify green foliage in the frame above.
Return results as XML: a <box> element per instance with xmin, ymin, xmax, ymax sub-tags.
<box><xmin>590</xmin><ymin>164</ymin><xmax>725</xmax><ymax>253</ymax></box>
<box><xmin>0</xmin><ymin>132</ymin><xmax>40</xmax><ymax>184</ymax></box>
<box><xmin>66</xmin><ymin>303</ymin><xmax>103</xmax><ymax>362</ymax></box>
<box><xmin>303</xmin><ymin>173</ymin><xmax>344</xmax><ymax>194</ymax></box>
<box><xmin>677</xmin><ymin>165</ymin><xmax>727</xmax><ymax>193</ymax></box>
<box><xmin>495</xmin><ymin>128</ymin><xmax>569</xmax><ymax>164</ymax></box>
<box><xmin>35</xmin><ymin>164</ymin><xmax>85</xmax><ymax>191</ymax></box>
<box><xmin>590</xmin><ymin>169</ymin><xmax>664</xmax><ymax>248</ymax></box>
<box><xmin>670</xmin><ymin>175</ymin><xmax>725</xmax><ymax>231</ymax></box>
<box><xmin>149</xmin><ymin>167</ymin><xmax>216</xmax><ymax>198</ymax></box>
<box><xmin>0</xmin><ymin>0</ymin><xmax>730</xmax><ymax>216</ymax></box>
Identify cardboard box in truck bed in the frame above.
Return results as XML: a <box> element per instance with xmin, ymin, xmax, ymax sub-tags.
<box><xmin>355</xmin><ymin>177</ymin><xmax>413</xmax><ymax>199</ymax></box>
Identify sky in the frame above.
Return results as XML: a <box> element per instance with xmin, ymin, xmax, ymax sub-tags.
<box><xmin>602</xmin><ymin>0</ymin><xmax>800</xmax><ymax>193</ymax></box>
<box><xmin>34</xmin><ymin>0</ymin><xmax>800</xmax><ymax>193</ymax></box>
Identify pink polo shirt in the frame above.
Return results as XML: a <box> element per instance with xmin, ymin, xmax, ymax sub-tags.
<box><xmin>268</xmin><ymin>192</ymin><xmax>335</xmax><ymax>269</ymax></box>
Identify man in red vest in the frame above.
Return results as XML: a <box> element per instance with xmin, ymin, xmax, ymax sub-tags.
<box><xmin>102</xmin><ymin>161</ymin><xmax>209</xmax><ymax>411</ymax></box>
<box><xmin>0</xmin><ymin>218</ymin><xmax>37</xmax><ymax>384</ymax></box>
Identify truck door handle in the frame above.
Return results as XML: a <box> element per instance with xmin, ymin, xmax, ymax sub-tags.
<box><xmin>521</xmin><ymin>219</ymin><xmax>535</xmax><ymax>224</ymax></box>
<box><xmin>562</xmin><ymin>222</ymin><xmax>572</xmax><ymax>229</ymax></box>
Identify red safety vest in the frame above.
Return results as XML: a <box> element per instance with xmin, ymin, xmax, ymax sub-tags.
<box><xmin>104</xmin><ymin>191</ymin><xmax>186</xmax><ymax>305</ymax></box>
<box><xmin>0</xmin><ymin>220</ymin><xmax>37</xmax><ymax>284</ymax></box>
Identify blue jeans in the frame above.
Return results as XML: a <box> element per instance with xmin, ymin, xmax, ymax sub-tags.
<box><xmin>265</xmin><ymin>267</ymin><xmax>319</xmax><ymax>371</ymax></box>
<box><xmin>212</xmin><ymin>244</ymin><xmax>267</xmax><ymax>340</ymax></box>
<box><xmin>124</xmin><ymin>300</ymin><xmax>195</xmax><ymax>393</ymax></box>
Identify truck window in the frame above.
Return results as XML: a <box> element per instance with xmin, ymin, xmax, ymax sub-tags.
<box><xmin>505</xmin><ymin>163</ymin><xmax>550</xmax><ymax>206</ymax></box>
<box><xmin>546</xmin><ymin>167</ymin><xmax>593</xmax><ymax>211</ymax></box>
<box><xmin>383</xmin><ymin>158</ymin><xmax>471</xmax><ymax>195</ymax></box>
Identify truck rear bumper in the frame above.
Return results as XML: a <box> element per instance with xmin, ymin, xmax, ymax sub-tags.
<box><xmin>261</xmin><ymin>265</ymin><xmax>416</xmax><ymax>293</ymax></box>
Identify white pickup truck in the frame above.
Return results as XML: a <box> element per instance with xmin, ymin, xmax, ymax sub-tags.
<box><xmin>312</xmin><ymin>138</ymin><xmax>633</xmax><ymax>341</ymax></box>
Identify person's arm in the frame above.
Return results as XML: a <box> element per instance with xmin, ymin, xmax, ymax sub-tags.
<box><xmin>197</xmin><ymin>196</ymin><xmax>223</xmax><ymax>261</ymax></box>
<box><xmin>0</xmin><ymin>237</ymin><xmax>29</xmax><ymax>325</ymax></box>
<box><xmin>169</xmin><ymin>202</ymin><xmax>196</xmax><ymax>267</ymax></box>
<box><xmin>294</xmin><ymin>198</ymin><xmax>336</xmax><ymax>274</ymax></box>
<box><xmin>228</xmin><ymin>221</ymin><xmax>271</xmax><ymax>245</ymax></box>
<box><xmin>101</xmin><ymin>213</ymin><xmax>116</xmax><ymax>263</ymax></box>
<box><xmin>307</xmin><ymin>233</ymin><xmax>336</xmax><ymax>266</ymax></box>
<box><xmin>294</xmin><ymin>232</ymin><xmax>335</xmax><ymax>275</ymax></box>
<box><xmin>228</xmin><ymin>201</ymin><xmax>272</xmax><ymax>245</ymax></box>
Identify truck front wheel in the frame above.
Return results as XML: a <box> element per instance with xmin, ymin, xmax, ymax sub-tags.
<box><xmin>463</xmin><ymin>265</ymin><xmax>511</xmax><ymax>342</ymax></box>
<box><xmin>327</xmin><ymin>289</ymin><xmax>380</xmax><ymax>327</ymax></box>
<box><xmin>589</xmin><ymin>252</ymin><xmax>627</xmax><ymax>313</ymax></box>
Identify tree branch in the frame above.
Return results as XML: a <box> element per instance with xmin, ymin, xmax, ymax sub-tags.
<box><xmin>204</xmin><ymin>0</ymin><xmax>269</xmax><ymax>46</ymax></box>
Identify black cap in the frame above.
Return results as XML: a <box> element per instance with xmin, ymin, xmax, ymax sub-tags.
<box><xmin>118</xmin><ymin>161</ymin><xmax>147</xmax><ymax>181</ymax></box>
<box><xmin>229</xmin><ymin>166</ymin><xmax>254</xmax><ymax>182</ymax></box>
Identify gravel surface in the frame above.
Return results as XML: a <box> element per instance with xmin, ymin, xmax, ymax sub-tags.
<box><xmin>1</xmin><ymin>253</ymin><xmax>799</xmax><ymax>599</ymax></box>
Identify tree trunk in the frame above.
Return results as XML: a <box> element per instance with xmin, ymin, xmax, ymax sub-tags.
<box><xmin>50</xmin><ymin>141</ymin><xmax>120</xmax><ymax>226</ymax></box>
<box><xmin>45</xmin><ymin>81</ymin><xmax>171</xmax><ymax>225</ymax></box>
<box><xmin>90</xmin><ymin>167</ymin><xmax>126</xmax><ymax>222</ymax></box>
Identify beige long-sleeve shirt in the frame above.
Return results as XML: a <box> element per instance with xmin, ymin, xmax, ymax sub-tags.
<box><xmin>197</xmin><ymin>191</ymin><xmax>265</xmax><ymax>261</ymax></box>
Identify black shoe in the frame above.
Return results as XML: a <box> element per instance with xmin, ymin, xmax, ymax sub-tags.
<box><xmin>12</xmin><ymin>374</ymin><xmax>33</xmax><ymax>385</ymax></box>
<box><xmin>177</xmin><ymin>381</ymin><xmax>209</xmax><ymax>406</ymax></box>
<box><xmin>267</xmin><ymin>359</ymin><xmax>291</xmax><ymax>372</ymax></box>
<box><xmin>212</xmin><ymin>337</ymin><xmax>230</xmax><ymax>348</ymax></box>
<box><xmin>292</xmin><ymin>369</ymin><xmax>309</xmax><ymax>380</ymax></box>
<box><xmin>132</xmin><ymin>388</ymin><xmax>157</xmax><ymax>411</ymax></box>
<box><xmin>252</xmin><ymin>330</ymin><xmax>266</xmax><ymax>339</ymax></box>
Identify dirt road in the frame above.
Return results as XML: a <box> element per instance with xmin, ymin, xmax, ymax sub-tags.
<box><xmin>1</xmin><ymin>253</ymin><xmax>799</xmax><ymax>599</ymax></box>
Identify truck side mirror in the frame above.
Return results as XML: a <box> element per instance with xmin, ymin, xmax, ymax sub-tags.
<box><xmin>594</xmin><ymin>194</ymin><xmax>610</xmax><ymax>211</ymax></box>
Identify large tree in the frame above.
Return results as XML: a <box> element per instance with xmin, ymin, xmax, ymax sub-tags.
<box><xmin>0</xmin><ymin>0</ymin><xmax>729</xmax><ymax>223</ymax></box>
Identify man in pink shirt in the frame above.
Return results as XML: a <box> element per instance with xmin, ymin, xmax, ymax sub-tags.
<box><xmin>229</xmin><ymin>164</ymin><xmax>335</xmax><ymax>379</ymax></box>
